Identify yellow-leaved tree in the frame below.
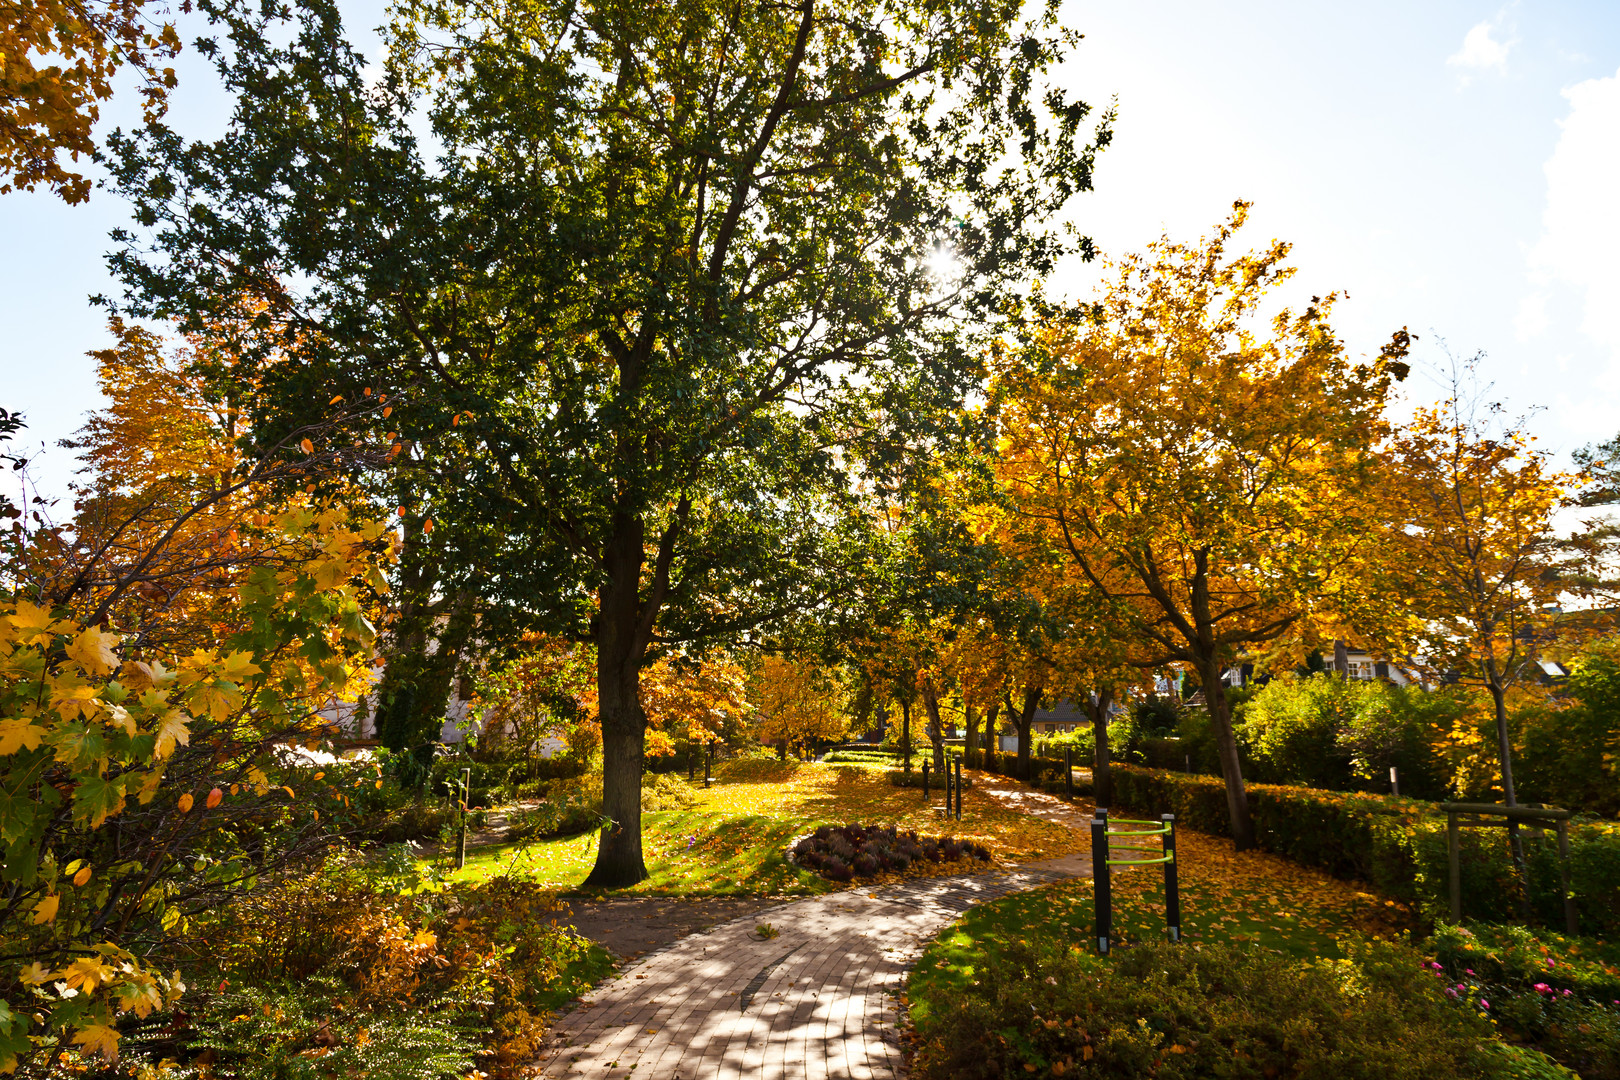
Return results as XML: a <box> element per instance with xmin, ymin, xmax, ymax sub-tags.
<box><xmin>748</xmin><ymin>653</ymin><xmax>846</xmax><ymax>759</ymax></box>
<box><xmin>994</xmin><ymin>204</ymin><xmax>1410</xmax><ymax>849</ymax></box>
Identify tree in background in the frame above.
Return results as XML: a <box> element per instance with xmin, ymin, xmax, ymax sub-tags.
<box><xmin>107</xmin><ymin>0</ymin><xmax>1111</xmax><ymax>887</ymax></box>
<box><xmin>994</xmin><ymin>205</ymin><xmax>1410</xmax><ymax>849</ymax></box>
<box><xmin>749</xmin><ymin>654</ymin><xmax>846</xmax><ymax>759</ymax></box>
<box><xmin>1</xmin><ymin>0</ymin><xmax>180</xmax><ymax>201</ymax></box>
<box><xmin>1375</xmin><ymin>359</ymin><xmax>1608</xmax><ymax>871</ymax></box>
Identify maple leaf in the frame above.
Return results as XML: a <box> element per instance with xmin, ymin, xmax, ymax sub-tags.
<box><xmin>217</xmin><ymin>651</ymin><xmax>263</xmax><ymax>681</ymax></box>
<box><xmin>0</xmin><ymin>718</ymin><xmax>46</xmax><ymax>755</ymax></box>
<box><xmin>73</xmin><ymin>775</ymin><xmax>126</xmax><ymax>828</ymax></box>
<box><xmin>65</xmin><ymin>626</ymin><xmax>120</xmax><ymax>676</ymax></box>
<box><xmin>151</xmin><ymin>711</ymin><xmax>191</xmax><ymax>759</ymax></box>
<box><xmin>19</xmin><ymin>962</ymin><xmax>55</xmax><ymax>985</ymax></box>
<box><xmin>71</xmin><ymin>1023</ymin><xmax>120</xmax><ymax>1062</ymax></box>
<box><xmin>31</xmin><ymin>895</ymin><xmax>60</xmax><ymax>924</ymax></box>
<box><xmin>2</xmin><ymin>601</ymin><xmax>58</xmax><ymax>639</ymax></box>
<box><xmin>116</xmin><ymin>976</ymin><xmax>164</xmax><ymax>1018</ymax></box>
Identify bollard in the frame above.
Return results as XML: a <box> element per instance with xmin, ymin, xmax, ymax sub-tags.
<box><xmin>944</xmin><ymin>759</ymin><xmax>954</xmax><ymax>816</ymax></box>
<box><xmin>705</xmin><ymin>741</ymin><xmax>713</xmax><ymax>788</ymax></box>
<box><xmin>955</xmin><ymin>758</ymin><xmax>963</xmax><ymax>821</ymax></box>
<box><xmin>1091</xmin><ymin>809</ymin><xmax>1111</xmax><ymax>955</ymax></box>
<box><xmin>1390</xmin><ymin>766</ymin><xmax>1400</xmax><ymax>797</ymax></box>
<box><xmin>1162</xmin><ymin>814</ymin><xmax>1181</xmax><ymax>942</ymax></box>
<box><xmin>456</xmin><ymin>767</ymin><xmax>470</xmax><ymax>870</ymax></box>
<box><xmin>1064</xmin><ymin>746</ymin><xmax>1073</xmax><ymax>797</ymax></box>
<box><xmin>922</xmin><ymin>762</ymin><xmax>930</xmax><ymax>800</ymax></box>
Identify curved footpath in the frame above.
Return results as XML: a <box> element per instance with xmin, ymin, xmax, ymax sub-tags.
<box><xmin>537</xmin><ymin>775</ymin><xmax>1094</xmax><ymax>1080</ymax></box>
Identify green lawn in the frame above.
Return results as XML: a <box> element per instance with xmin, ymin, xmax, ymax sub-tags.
<box><xmin>438</xmin><ymin>760</ymin><xmax>1082</xmax><ymax>896</ymax></box>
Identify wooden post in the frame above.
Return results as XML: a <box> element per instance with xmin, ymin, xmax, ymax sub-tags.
<box><xmin>456</xmin><ymin>767</ymin><xmax>470</xmax><ymax>871</ymax></box>
<box><xmin>1162</xmin><ymin>814</ymin><xmax>1181</xmax><ymax>943</ymax></box>
<box><xmin>1556</xmin><ymin>819</ymin><xmax>1578</xmax><ymax>935</ymax></box>
<box><xmin>1447</xmin><ymin>810</ymin><xmax>1461</xmax><ymax>924</ymax></box>
<box><xmin>1091</xmin><ymin>810</ymin><xmax>1111</xmax><ymax>955</ymax></box>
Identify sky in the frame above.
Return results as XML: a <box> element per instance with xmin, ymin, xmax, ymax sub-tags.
<box><xmin>3</xmin><ymin>0</ymin><xmax>1619</xmax><ymax>503</ymax></box>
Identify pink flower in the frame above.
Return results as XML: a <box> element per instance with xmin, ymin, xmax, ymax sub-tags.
<box><xmin>1533</xmin><ymin>983</ymin><xmax>1552</xmax><ymax>994</ymax></box>
<box><xmin>1466</xmin><ymin>969</ymin><xmax>1476</xmax><ymax>976</ymax></box>
<box><xmin>1562</xmin><ymin>989</ymin><xmax>1572</xmax><ymax>997</ymax></box>
<box><xmin>1479</xmin><ymin>999</ymin><xmax>1490</xmax><ymax>1010</ymax></box>
<box><xmin>1429</xmin><ymin>961</ymin><xmax>1443</xmax><ymax>971</ymax></box>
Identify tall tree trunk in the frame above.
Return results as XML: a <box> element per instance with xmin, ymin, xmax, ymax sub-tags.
<box><xmin>964</xmin><ymin>703</ymin><xmax>978</xmax><ymax>758</ymax></box>
<box><xmin>1199</xmin><ymin>661</ymin><xmax>1255</xmax><ymax>851</ymax></box>
<box><xmin>1488</xmin><ymin>673</ymin><xmax>1530</xmax><ymax>910</ymax></box>
<box><xmin>1084</xmin><ymin>687</ymin><xmax>1114</xmax><ymax>809</ymax></box>
<box><xmin>922</xmin><ymin>679</ymin><xmax>946</xmax><ymax>771</ymax></box>
<box><xmin>983</xmin><ymin>701</ymin><xmax>1001</xmax><ymax>769</ymax></box>
<box><xmin>584</xmin><ymin>521</ymin><xmax>651</xmax><ymax>889</ymax></box>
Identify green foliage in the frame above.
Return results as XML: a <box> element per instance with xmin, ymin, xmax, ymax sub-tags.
<box><xmin>1237</xmin><ymin>674</ymin><xmax>1457</xmax><ymax>799</ymax></box>
<box><xmin>885</xmin><ymin>769</ymin><xmax>974</xmax><ymax>790</ymax></box>
<box><xmin>1430</xmin><ymin>924</ymin><xmax>1620</xmax><ymax>1079</ymax></box>
<box><xmin>1109</xmin><ymin>765</ymin><xmax>1620</xmax><ymax>935</ymax></box>
<box><xmin>165</xmin><ymin>976</ymin><xmax>480</xmax><ymax>1080</ymax></box>
<box><xmin>640</xmin><ymin>772</ymin><xmax>698</xmax><ymax>813</ymax></box>
<box><xmin>911</xmin><ymin>937</ymin><xmax>1507</xmax><ymax>1080</ymax></box>
<box><xmin>1514</xmin><ymin>637</ymin><xmax>1620</xmax><ymax>816</ymax></box>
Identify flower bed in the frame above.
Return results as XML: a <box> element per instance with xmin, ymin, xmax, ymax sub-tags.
<box><xmin>791</xmin><ymin>824</ymin><xmax>990</xmax><ymax>883</ymax></box>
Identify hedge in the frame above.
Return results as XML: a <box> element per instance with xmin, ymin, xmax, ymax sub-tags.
<box><xmin>1107</xmin><ymin>764</ymin><xmax>1620</xmax><ymax>936</ymax></box>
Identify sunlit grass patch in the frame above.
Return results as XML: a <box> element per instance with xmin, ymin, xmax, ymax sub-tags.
<box><xmin>439</xmin><ymin>762</ymin><xmax>1081</xmax><ymax>895</ymax></box>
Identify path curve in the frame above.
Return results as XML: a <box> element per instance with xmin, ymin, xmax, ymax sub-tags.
<box><xmin>537</xmin><ymin>774</ymin><xmax>1093</xmax><ymax>1080</ymax></box>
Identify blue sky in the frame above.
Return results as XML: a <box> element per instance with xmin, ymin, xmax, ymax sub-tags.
<box><xmin>3</xmin><ymin>0</ymin><xmax>1619</xmax><ymax>502</ymax></box>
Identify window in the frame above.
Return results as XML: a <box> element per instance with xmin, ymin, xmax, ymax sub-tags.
<box><xmin>1348</xmin><ymin>661</ymin><xmax>1374</xmax><ymax>680</ymax></box>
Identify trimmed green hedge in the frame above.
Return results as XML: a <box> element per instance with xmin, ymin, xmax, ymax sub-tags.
<box><xmin>1109</xmin><ymin>764</ymin><xmax>1620</xmax><ymax>936</ymax></box>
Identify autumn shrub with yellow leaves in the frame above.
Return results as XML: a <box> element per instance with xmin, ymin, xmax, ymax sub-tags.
<box><xmin>0</xmin><ymin>504</ymin><xmax>392</xmax><ymax>1073</ymax></box>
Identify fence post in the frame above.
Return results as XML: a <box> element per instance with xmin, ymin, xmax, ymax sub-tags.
<box><xmin>1556</xmin><ymin>819</ymin><xmax>1578</xmax><ymax>935</ymax></box>
<box><xmin>1091</xmin><ymin>809</ymin><xmax>1111</xmax><ymax>955</ymax></box>
<box><xmin>1447</xmin><ymin>810</ymin><xmax>1461</xmax><ymax>923</ymax></box>
<box><xmin>1162</xmin><ymin>814</ymin><xmax>1181</xmax><ymax>943</ymax></box>
<box><xmin>456</xmin><ymin>767</ymin><xmax>470</xmax><ymax>870</ymax></box>
<box><xmin>1064</xmin><ymin>746</ymin><xmax>1073</xmax><ymax>797</ymax></box>
<box><xmin>922</xmin><ymin>762</ymin><xmax>930</xmax><ymax>800</ymax></box>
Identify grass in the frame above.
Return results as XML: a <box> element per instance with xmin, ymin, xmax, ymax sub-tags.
<box><xmin>907</xmin><ymin>809</ymin><xmax>1417</xmax><ymax>1029</ymax></box>
<box><xmin>437</xmin><ymin>760</ymin><xmax>1082</xmax><ymax>895</ymax></box>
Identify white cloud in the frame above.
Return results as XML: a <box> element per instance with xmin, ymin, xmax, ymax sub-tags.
<box><xmin>1448</xmin><ymin>21</ymin><xmax>1514</xmax><ymax>75</ymax></box>
<box><xmin>1524</xmin><ymin>68</ymin><xmax>1620</xmax><ymax>353</ymax></box>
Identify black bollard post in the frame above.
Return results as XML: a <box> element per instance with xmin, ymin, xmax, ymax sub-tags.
<box><xmin>955</xmin><ymin>758</ymin><xmax>964</xmax><ymax>821</ymax></box>
<box><xmin>1064</xmin><ymin>746</ymin><xmax>1074</xmax><ymax>797</ymax></box>
<box><xmin>705</xmin><ymin>740</ymin><xmax>713</xmax><ymax>788</ymax></box>
<box><xmin>922</xmin><ymin>762</ymin><xmax>930</xmax><ymax>800</ymax></box>
<box><xmin>456</xmin><ymin>767</ymin><xmax>470</xmax><ymax>870</ymax></box>
<box><xmin>1091</xmin><ymin>809</ymin><xmax>1111</xmax><ymax>955</ymax></box>
<box><xmin>1162</xmin><ymin>814</ymin><xmax>1181</xmax><ymax>943</ymax></box>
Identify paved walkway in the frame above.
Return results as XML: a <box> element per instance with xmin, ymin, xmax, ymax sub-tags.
<box><xmin>537</xmin><ymin>775</ymin><xmax>1093</xmax><ymax>1080</ymax></box>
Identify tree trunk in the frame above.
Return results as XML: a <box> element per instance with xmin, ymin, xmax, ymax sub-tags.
<box><xmin>583</xmin><ymin>520</ymin><xmax>652</xmax><ymax>889</ymax></box>
<box><xmin>983</xmin><ymin>701</ymin><xmax>1001</xmax><ymax>770</ymax></box>
<box><xmin>922</xmin><ymin>679</ymin><xmax>946</xmax><ymax>772</ymax></box>
<box><xmin>1013</xmin><ymin>683</ymin><xmax>1040</xmax><ymax>781</ymax></box>
<box><xmin>900</xmin><ymin>698</ymin><xmax>913</xmax><ymax>772</ymax></box>
<box><xmin>1200</xmin><ymin>662</ymin><xmax>1255</xmax><ymax>851</ymax></box>
<box><xmin>1085</xmin><ymin>687</ymin><xmax>1114</xmax><ymax>808</ymax></box>
<box><xmin>1489</xmin><ymin>677</ymin><xmax>1530</xmax><ymax>910</ymax></box>
<box><xmin>964</xmin><ymin>703</ymin><xmax>978</xmax><ymax>758</ymax></box>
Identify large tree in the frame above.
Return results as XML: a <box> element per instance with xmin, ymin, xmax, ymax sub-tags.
<box><xmin>105</xmin><ymin>0</ymin><xmax>1109</xmax><ymax>884</ymax></box>
<box><xmin>993</xmin><ymin>206</ymin><xmax>1409</xmax><ymax>849</ymax></box>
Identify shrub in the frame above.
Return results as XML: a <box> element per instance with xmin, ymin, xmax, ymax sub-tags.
<box><xmin>792</xmin><ymin>824</ymin><xmax>988</xmax><ymax>883</ymax></box>
<box><xmin>1109</xmin><ymin>764</ymin><xmax>1620</xmax><ymax>935</ymax></box>
<box><xmin>641</xmin><ymin>772</ymin><xmax>698</xmax><ymax>812</ymax></box>
<box><xmin>715</xmin><ymin>758</ymin><xmax>801</xmax><ymax>783</ymax></box>
<box><xmin>885</xmin><ymin>769</ymin><xmax>975</xmax><ymax>790</ymax></box>
<box><xmin>911</xmin><ymin>937</ymin><xmax>1511</xmax><ymax>1080</ymax></box>
<box><xmin>1430</xmin><ymin>924</ymin><xmax>1620</xmax><ymax>1079</ymax></box>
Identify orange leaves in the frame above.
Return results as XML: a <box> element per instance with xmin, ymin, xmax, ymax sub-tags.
<box><xmin>206</xmin><ymin>786</ymin><xmax>224</xmax><ymax>809</ymax></box>
<box><xmin>177</xmin><ymin>792</ymin><xmax>194</xmax><ymax>812</ymax></box>
<box><xmin>423</xmin><ymin>519</ymin><xmax>434</xmax><ymax>534</ymax></box>
<box><xmin>300</xmin><ymin>437</ymin><xmax>314</xmax><ymax>453</ymax></box>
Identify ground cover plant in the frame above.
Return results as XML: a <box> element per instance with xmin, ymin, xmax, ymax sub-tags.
<box><xmin>439</xmin><ymin>762</ymin><xmax>1080</xmax><ymax>895</ymax></box>
<box><xmin>1431</xmin><ymin>923</ymin><xmax>1620</xmax><ymax>1079</ymax></box>
<box><xmin>792</xmin><ymin>824</ymin><xmax>990</xmax><ymax>883</ymax></box>
<box><xmin>118</xmin><ymin>847</ymin><xmax>613</xmax><ymax>1079</ymax></box>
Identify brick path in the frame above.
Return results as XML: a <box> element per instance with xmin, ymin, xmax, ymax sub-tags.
<box><xmin>537</xmin><ymin>774</ymin><xmax>1092</xmax><ymax>1079</ymax></box>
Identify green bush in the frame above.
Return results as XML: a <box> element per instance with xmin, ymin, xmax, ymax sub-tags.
<box><xmin>823</xmin><ymin>750</ymin><xmax>897</xmax><ymax>765</ymax></box>
<box><xmin>642</xmin><ymin>771</ymin><xmax>698</xmax><ymax>811</ymax></box>
<box><xmin>1430</xmin><ymin>924</ymin><xmax>1620</xmax><ymax>1079</ymax></box>
<box><xmin>1236</xmin><ymin>674</ymin><xmax>1456</xmax><ymax>798</ymax></box>
<box><xmin>885</xmin><ymin>769</ymin><xmax>975</xmax><ymax>790</ymax></box>
<box><xmin>1108</xmin><ymin>764</ymin><xmax>1620</xmax><ymax>935</ymax></box>
<box><xmin>911</xmin><ymin>938</ymin><xmax>1511</xmax><ymax>1080</ymax></box>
